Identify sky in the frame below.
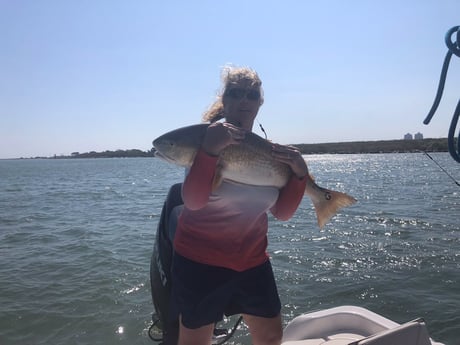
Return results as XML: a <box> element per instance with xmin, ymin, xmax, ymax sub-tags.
<box><xmin>1</xmin><ymin>0</ymin><xmax>459</xmax><ymax>159</ymax></box>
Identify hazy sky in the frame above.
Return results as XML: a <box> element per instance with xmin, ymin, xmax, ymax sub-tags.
<box><xmin>1</xmin><ymin>0</ymin><xmax>459</xmax><ymax>158</ymax></box>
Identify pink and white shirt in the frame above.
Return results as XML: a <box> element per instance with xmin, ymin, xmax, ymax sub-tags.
<box><xmin>174</xmin><ymin>149</ymin><xmax>306</xmax><ymax>272</ymax></box>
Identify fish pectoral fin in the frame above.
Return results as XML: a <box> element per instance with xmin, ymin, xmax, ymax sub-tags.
<box><xmin>306</xmin><ymin>187</ymin><xmax>357</xmax><ymax>228</ymax></box>
<box><xmin>211</xmin><ymin>165</ymin><xmax>224</xmax><ymax>192</ymax></box>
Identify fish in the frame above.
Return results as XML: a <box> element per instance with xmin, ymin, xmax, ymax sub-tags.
<box><xmin>153</xmin><ymin>124</ymin><xmax>357</xmax><ymax>228</ymax></box>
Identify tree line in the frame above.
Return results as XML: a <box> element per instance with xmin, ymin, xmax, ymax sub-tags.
<box><xmin>65</xmin><ymin>149</ymin><xmax>155</xmax><ymax>158</ymax></box>
<box><xmin>47</xmin><ymin>138</ymin><xmax>450</xmax><ymax>159</ymax></box>
<box><xmin>294</xmin><ymin>138</ymin><xmax>450</xmax><ymax>154</ymax></box>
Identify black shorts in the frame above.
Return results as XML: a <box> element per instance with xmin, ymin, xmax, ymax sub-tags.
<box><xmin>170</xmin><ymin>253</ymin><xmax>281</xmax><ymax>329</ymax></box>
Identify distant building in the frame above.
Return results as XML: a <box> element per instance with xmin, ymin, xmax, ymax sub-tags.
<box><xmin>404</xmin><ymin>133</ymin><xmax>413</xmax><ymax>140</ymax></box>
<box><xmin>414</xmin><ymin>132</ymin><xmax>423</xmax><ymax>140</ymax></box>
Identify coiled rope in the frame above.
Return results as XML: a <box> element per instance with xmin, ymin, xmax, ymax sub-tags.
<box><xmin>423</xmin><ymin>25</ymin><xmax>460</xmax><ymax>163</ymax></box>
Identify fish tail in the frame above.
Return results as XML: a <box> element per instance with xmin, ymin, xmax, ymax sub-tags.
<box><xmin>305</xmin><ymin>186</ymin><xmax>357</xmax><ymax>228</ymax></box>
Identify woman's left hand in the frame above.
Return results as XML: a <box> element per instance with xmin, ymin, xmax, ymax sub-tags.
<box><xmin>271</xmin><ymin>144</ymin><xmax>309</xmax><ymax>179</ymax></box>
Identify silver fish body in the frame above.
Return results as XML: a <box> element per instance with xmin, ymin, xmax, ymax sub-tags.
<box><xmin>153</xmin><ymin>124</ymin><xmax>356</xmax><ymax>227</ymax></box>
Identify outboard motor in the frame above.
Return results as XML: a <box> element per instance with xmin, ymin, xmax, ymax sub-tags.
<box><xmin>149</xmin><ymin>183</ymin><xmax>242</xmax><ymax>345</ymax></box>
<box><xmin>150</xmin><ymin>183</ymin><xmax>183</xmax><ymax>345</ymax></box>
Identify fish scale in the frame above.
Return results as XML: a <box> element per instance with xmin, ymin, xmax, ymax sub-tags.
<box><xmin>219</xmin><ymin>140</ymin><xmax>290</xmax><ymax>188</ymax></box>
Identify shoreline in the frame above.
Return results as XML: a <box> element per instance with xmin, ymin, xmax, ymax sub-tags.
<box><xmin>295</xmin><ymin>137</ymin><xmax>449</xmax><ymax>154</ymax></box>
<box><xmin>2</xmin><ymin>138</ymin><xmax>451</xmax><ymax>160</ymax></box>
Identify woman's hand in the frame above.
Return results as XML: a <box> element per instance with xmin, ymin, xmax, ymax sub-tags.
<box><xmin>201</xmin><ymin>122</ymin><xmax>246</xmax><ymax>156</ymax></box>
<box><xmin>271</xmin><ymin>143</ymin><xmax>308</xmax><ymax>179</ymax></box>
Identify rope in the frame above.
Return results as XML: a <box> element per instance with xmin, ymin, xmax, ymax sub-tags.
<box><xmin>257</xmin><ymin>119</ymin><xmax>268</xmax><ymax>139</ymax></box>
<box><xmin>423</xmin><ymin>25</ymin><xmax>460</xmax><ymax>163</ymax></box>
<box><xmin>422</xmin><ymin>151</ymin><xmax>460</xmax><ymax>187</ymax></box>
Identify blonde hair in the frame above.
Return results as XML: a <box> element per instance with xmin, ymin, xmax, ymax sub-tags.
<box><xmin>202</xmin><ymin>65</ymin><xmax>264</xmax><ymax>123</ymax></box>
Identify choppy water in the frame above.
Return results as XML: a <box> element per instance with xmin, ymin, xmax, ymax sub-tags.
<box><xmin>0</xmin><ymin>154</ymin><xmax>458</xmax><ymax>345</ymax></box>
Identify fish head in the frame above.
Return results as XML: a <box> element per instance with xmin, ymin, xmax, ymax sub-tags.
<box><xmin>152</xmin><ymin>124</ymin><xmax>207</xmax><ymax>167</ymax></box>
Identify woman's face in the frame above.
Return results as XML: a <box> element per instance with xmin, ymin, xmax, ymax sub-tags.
<box><xmin>223</xmin><ymin>79</ymin><xmax>262</xmax><ymax>130</ymax></box>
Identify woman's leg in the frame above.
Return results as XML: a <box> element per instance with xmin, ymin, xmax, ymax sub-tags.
<box><xmin>177</xmin><ymin>317</ymin><xmax>215</xmax><ymax>345</ymax></box>
<box><xmin>243</xmin><ymin>313</ymin><xmax>283</xmax><ymax>345</ymax></box>
<box><xmin>171</xmin><ymin>254</ymin><xmax>235</xmax><ymax>345</ymax></box>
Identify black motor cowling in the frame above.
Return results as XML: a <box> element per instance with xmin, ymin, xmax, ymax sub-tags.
<box><xmin>150</xmin><ymin>183</ymin><xmax>183</xmax><ymax>345</ymax></box>
<box><xmin>149</xmin><ymin>183</ymin><xmax>242</xmax><ymax>345</ymax></box>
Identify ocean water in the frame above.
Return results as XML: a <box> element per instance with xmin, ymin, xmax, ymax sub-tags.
<box><xmin>0</xmin><ymin>154</ymin><xmax>458</xmax><ymax>345</ymax></box>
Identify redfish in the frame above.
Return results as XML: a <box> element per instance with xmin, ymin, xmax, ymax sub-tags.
<box><xmin>153</xmin><ymin>124</ymin><xmax>356</xmax><ymax>228</ymax></box>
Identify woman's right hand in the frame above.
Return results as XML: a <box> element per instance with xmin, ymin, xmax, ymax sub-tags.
<box><xmin>201</xmin><ymin>122</ymin><xmax>246</xmax><ymax>156</ymax></box>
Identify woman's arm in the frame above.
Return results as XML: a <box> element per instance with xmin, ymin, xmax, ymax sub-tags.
<box><xmin>270</xmin><ymin>143</ymin><xmax>308</xmax><ymax>220</ymax></box>
<box><xmin>270</xmin><ymin>175</ymin><xmax>307</xmax><ymax>220</ymax></box>
<box><xmin>183</xmin><ymin>122</ymin><xmax>246</xmax><ymax>210</ymax></box>
<box><xmin>181</xmin><ymin>149</ymin><xmax>218</xmax><ymax>210</ymax></box>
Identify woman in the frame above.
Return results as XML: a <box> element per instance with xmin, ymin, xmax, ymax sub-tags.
<box><xmin>171</xmin><ymin>66</ymin><xmax>308</xmax><ymax>345</ymax></box>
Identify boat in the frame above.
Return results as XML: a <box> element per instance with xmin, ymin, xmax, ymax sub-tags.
<box><xmin>149</xmin><ymin>184</ymin><xmax>445</xmax><ymax>345</ymax></box>
<box><xmin>281</xmin><ymin>305</ymin><xmax>444</xmax><ymax>345</ymax></box>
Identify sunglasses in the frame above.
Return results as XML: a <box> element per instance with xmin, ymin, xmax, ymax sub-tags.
<box><xmin>225</xmin><ymin>88</ymin><xmax>261</xmax><ymax>101</ymax></box>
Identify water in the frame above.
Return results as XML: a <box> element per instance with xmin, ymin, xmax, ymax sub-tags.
<box><xmin>0</xmin><ymin>154</ymin><xmax>458</xmax><ymax>345</ymax></box>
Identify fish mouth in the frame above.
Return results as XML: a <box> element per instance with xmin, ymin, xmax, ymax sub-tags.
<box><xmin>153</xmin><ymin>150</ymin><xmax>176</xmax><ymax>164</ymax></box>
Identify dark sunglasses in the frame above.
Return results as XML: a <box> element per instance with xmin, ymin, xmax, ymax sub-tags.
<box><xmin>225</xmin><ymin>88</ymin><xmax>261</xmax><ymax>101</ymax></box>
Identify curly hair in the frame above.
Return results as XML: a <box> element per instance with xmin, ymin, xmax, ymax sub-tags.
<box><xmin>202</xmin><ymin>65</ymin><xmax>264</xmax><ymax>123</ymax></box>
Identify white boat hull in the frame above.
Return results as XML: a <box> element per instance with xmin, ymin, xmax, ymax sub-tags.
<box><xmin>282</xmin><ymin>306</ymin><xmax>444</xmax><ymax>345</ymax></box>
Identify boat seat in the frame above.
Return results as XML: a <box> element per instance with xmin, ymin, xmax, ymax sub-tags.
<box><xmin>349</xmin><ymin>318</ymin><xmax>432</xmax><ymax>345</ymax></box>
<box><xmin>282</xmin><ymin>339</ymin><xmax>326</xmax><ymax>345</ymax></box>
<box><xmin>282</xmin><ymin>333</ymin><xmax>363</xmax><ymax>345</ymax></box>
<box><xmin>282</xmin><ymin>319</ymin><xmax>433</xmax><ymax>345</ymax></box>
